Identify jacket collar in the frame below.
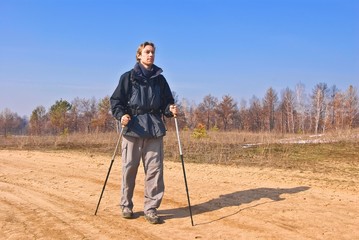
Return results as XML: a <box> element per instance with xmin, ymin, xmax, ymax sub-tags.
<box><xmin>133</xmin><ymin>62</ymin><xmax>163</xmax><ymax>79</ymax></box>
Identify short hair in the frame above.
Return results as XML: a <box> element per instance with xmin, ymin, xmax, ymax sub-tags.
<box><xmin>136</xmin><ymin>41</ymin><xmax>156</xmax><ymax>62</ymax></box>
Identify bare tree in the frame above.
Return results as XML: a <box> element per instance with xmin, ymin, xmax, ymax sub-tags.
<box><xmin>93</xmin><ymin>96</ymin><xmax>114</xmax><ymax>132</ymax></box>
<box><xmin>332</xmin><ymin>91</ymin><xmax>345</xmax><ymax>129</ymax></box>
<box><xmin>281</xmin><ymin>88</ymin><xmax>296</xmax><ymax>133</ymax></box>
<box><xmin>68</xmin><ymin>99</ymin><xmax>80</xmax><ymax>132</ymax></box>
<box><xmin>345</xmin><ymin>85</ymin><xmax>359</xmax><ymax>128</ymax></box>
<box><xmin>325</xmin><ymin>85</ymin><xmax>339</xmax><ymax>131</ymax></box>
<box><xmin>248</xmin><ymin>96</ymin><xmax>263</xmax><ymax>132</ymax></box>
<box><xmin>0</xmin><ymin>108</ymin><xmax>22</xmax><ymax>136</ymax></box>
<box><xmin>180</xmin><ymin>98</ymin><xmax>196</xmax><ymax>129</ymax></box>
<box><xmin>263</xmin><ymin>87</ymin><xmax>278</xmax><ymax>132</ymax></box>
<box><xmin>238</xmin><ymin>99</ymin><xmax>249</xmax><ymax>131</ymax></box>
<box><xmin>294</xmin><ymin>83</ymin><xmax>308</xmax><ymax>133</ymax></box>
<box><xmin>197</xmin><ymin>94</ymin><xmax>218</xmax><ymax>130</ymax></box>
<box><xmin>29</xmin><ymin>106</ymin><xmax>47</xmax><ymax>135</ymax></box>
<box><xmin>311</xmin><ymin>83</ymin><xmax>329</xmax><ymax>134</ymax></box>
<box><xmin>215</xmin><ymin>95</ymin><xmax>237</xmax><ymax>131</ymax></box>
<box><xmin>70</xmin><ymin>97</ymin><xmax>97</xmax><ymax>133</ymax></box>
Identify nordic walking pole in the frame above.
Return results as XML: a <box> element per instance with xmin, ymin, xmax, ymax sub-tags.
<box><xmin>174</xmin><ymin>116</ymin><xmax>194</xmax><ymax>226</ymax></box>
<box><xmin>94</xmin><ymin>122</ymin><xmax>124</xmax><ymax>215</ymax></box>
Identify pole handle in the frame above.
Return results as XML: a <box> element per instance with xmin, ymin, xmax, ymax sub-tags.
<box><xmin>174</xmin><ymin>117</ymin><xmax>183</xmax><ymax>155</ymax></box>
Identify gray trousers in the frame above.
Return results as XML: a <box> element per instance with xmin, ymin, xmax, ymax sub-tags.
<box><xmin>121</xmin><ymin>135</ymin><xmax>164</xmax><ymax>214</ymax></box>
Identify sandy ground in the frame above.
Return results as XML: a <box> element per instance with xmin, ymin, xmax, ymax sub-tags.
<box><xmin>0</xmin><ymin>150</ymin><xmax>358</xmax><ymax>240</ymax></box>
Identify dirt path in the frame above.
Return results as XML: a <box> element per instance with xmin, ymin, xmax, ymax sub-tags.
<box><xmin>0</xmin><ymin>150</ymin><xmax>358</xmax><ymax>240</ymax></box>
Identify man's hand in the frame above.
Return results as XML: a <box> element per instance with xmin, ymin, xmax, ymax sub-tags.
<box><xmin>170</xmin><ymin>105</ymin><xmax>178</xmax><ymax>117</ymax></box>
<box><xmin>121</xmin><ymin>114</ymin><xmax>131</xmax><ymax>126</ymax></box>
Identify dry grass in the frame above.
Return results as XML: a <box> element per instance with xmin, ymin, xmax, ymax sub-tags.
<box><xmin>0</xmin><ymin>132</ymin><xmax>118</xmax><ymax>153</ymax></box>
<box><xmin>1</xmin><ymin>129</ymin><xmax>358</xmax><ymax>178</ymax></box>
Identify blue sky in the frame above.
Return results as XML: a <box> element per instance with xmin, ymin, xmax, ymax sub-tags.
<box><xmin>1</xmin><ymin>0</ymin><xmax>358</xmax><ymax>117</ymax></box>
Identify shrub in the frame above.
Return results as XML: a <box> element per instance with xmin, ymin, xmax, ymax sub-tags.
<box><xmin>191</xmin><ymin>123</ymin><xmax>208</xmax><ymax>139</ymax></box>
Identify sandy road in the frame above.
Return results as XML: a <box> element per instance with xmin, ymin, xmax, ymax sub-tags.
<box><xmin>0</xmin><ymin>150</ymin><xmax>358</xmax><ymax>239</ymax></box>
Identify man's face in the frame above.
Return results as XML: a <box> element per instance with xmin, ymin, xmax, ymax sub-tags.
<box><xmin>139</xmin><ymin>45</ymin><xmax>155</xmax><ymax>68</ymax></box>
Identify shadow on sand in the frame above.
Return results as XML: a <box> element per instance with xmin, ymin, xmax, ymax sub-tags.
<box><xmin>159</xmin><ymin>186</ymin><xmax>310</xmax><ymax>225</ymax></box>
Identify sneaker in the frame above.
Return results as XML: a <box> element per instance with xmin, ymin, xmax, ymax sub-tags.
<box><xmin>144</xmin><ymin>211</ymin><xmax>160</xmax><ymax>224</ymax></box>
<box><xmin>121</xmin><ymin>207</ymin><xmax>133</xmax><ymax>219</ymax></box>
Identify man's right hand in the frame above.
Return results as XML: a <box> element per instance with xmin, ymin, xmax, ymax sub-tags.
<box><xmin>121</xmin><ymin>114</ymin><xmax>131</xmax><ymax>126</ymax></box>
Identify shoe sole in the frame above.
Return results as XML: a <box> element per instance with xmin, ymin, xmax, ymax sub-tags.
<box><xmin>122</xmin><ymin>212</ymin><xmax>133</xmax><ymax>219</ymax></box>
<box><xmin>144</xmin><ymin>215</ymin><xmax>160</xmax><ymax>224</ymax></box>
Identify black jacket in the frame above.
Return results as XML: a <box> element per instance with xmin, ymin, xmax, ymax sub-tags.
<box><xmin>110</xmin><ymin>63</ymin><xmax>175</xmax><ymax>138</ymax></box>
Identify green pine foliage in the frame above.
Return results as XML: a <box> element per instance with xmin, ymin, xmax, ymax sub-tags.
<box><xmin>191</xmin><ymin>123</ymin><xmax>208</xmax><ymax>139</ymax></box>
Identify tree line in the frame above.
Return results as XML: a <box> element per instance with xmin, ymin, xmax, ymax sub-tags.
<box><xmin>185</xmin><ymin>83</ymin><xmax>358</xmax><ymax>134</ymax></box>
<box><xmin>1</xmin><ymin>83</ymin><xmax>358</xmax><ymax>136</ymax></box>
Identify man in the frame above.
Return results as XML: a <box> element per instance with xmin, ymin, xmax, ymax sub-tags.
<box><xmin>110</xmin><ymin>41</ymin><xmax>177</xmax><ymax>224</ymax></box>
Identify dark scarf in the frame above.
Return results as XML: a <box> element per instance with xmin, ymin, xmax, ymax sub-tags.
<box><xmin>139</xmin><ymin>63</ymin><xmax>155</xmax><ymax>78</ymax></box>
<box><xmin>134</xmin><ymin>62</ymin><xmax>163</xmax><ymax>79</ymax></box>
